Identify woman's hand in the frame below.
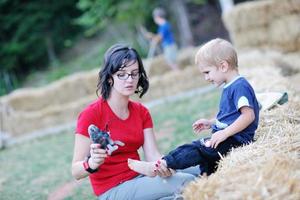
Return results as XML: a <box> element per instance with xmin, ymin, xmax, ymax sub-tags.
<box><xmin>155</xmin><ymin>160</ymin><xmax>175</xmax><ymax>178</ymax></box>
<box><xmin>89</xmin><ymin>143</ymin><xmax>107</xmax><ymax>170</ymax></box>
<box><xmin>192</xmin><ymin>118</ymin><xmax>212</xmax><ymax>133</ymax></box>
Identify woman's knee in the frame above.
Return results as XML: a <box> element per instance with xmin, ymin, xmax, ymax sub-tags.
<box><xmin>167</xmin><ymin>172</ymin><xmax>196</xmax><ymax>190</ymax></box>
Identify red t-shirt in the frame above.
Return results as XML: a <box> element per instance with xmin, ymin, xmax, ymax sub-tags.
<box><xmin>76</xmin><ymin>98</ymin><xmax>153</xmax><ymax>196</ymax></box>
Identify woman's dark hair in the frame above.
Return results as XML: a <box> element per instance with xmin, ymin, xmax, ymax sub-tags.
<box><xmin>96</xmin><ymin>44</ymin><xmax>149</xmax><ymax>100</ymax></box>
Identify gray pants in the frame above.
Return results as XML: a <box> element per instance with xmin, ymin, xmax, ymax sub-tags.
<box><xmin>98</xmin><ymin>166</ymin><xmax>199</xmax><ymax>200</ymax></box>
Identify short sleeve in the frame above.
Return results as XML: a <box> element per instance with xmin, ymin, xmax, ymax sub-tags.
<box><xmin>140</xmin><ymin>104</ymin><xmax>153</xmax><ymax>129</ymax></box>
<box><xmin>75</xmin><ymin>106</ymin><xmax>97</xmax><ymax>137</ymax></box>
<box><xmin>233</xmin><ymin>84</ymin><xmax>256</xmax><ymax>111</ymax></box>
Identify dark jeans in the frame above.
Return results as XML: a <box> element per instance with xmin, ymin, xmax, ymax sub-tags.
<box><xmin>163</xmin><ymin>137</ymin><xmax>242</xmax><ymax>176</ymax></box>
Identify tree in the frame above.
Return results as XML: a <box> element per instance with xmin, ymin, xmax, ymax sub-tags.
<box><xmin>0</xmin><ymin>0</ymin><xmax>82</xmax><ymax>95</ymax></box>
<box><xmin>169</xmin><ymin>0</ymin><xmax>195</xmax><ymax>47</ymax></box>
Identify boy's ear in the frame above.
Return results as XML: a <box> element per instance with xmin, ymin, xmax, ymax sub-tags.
<box><xmin>220</xmin><ymin>61</ymin><xmax>229</xmax><ymax>72</ymax></box>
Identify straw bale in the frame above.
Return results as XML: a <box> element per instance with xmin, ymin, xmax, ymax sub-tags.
<box><xmin>2</xmin><ymin>95</ymin><xmax>95</xmax><ymax>136</ymax></box>
<box><xmin>269</xmin><ymin>14</ymin><xmax>300</xmax><ymax>52</ymax></box>
<box><xmin>177</xmin><ymin>47</ymin><xmax>198</xmax><ymax>68</ymax></box>
<box><xmin>183</xmin><ymin>99</ymin><xmax>300</xmax><ymax>200</ymax></box>
<box><xmin>237</xmin><ymin>50</ymin><xmax>290</xmax><ymax>92</ymax></box>
<box><xmin>222</xmin><ymin>0</ymin><xmax>272</xmax><ymax>32</ymax></box>
<box><xmin>223</xmin><ymin>0</ymin><xmax>300</xmax><ymax>52</ymax></box>
<box><xmin>143</xmin><ymin>66</ymin><xmax>208</xmax><ymax>102</ymax></box>
<box><xmin>233</xmin><ymin>27</ymin><xmax>269</xmax><ymax>49</ymax></box>
<box><xmin>144</xmin><ymin>55</ymin><xmax>170</xmax><ymax>77</ymax></box>
<box><xmin>144</xmin><ymin>47</ymin><xmax>197</xmax><ymax>77</ymax></box>
<box><xmin>289</xmin><ymin>73</ymin><xmax>300</xmax><ymax>93</ymax></box>
<box><xmin>280</xmin><ymin>52</ymin><xmax>300</xmax><ymax>72</ymax></box>
<box><xmin>0</xmin><ymin>69</ymin><xmax>98</xmax><ymax>112</ymax></box>
<box><xmin>269</xmin><ymin>0</ymin><xmax>300</xmax><ymax>19</ymax></box>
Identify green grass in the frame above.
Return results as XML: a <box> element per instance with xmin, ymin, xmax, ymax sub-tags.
<box><xmin>0</xmin><ymin>90</ymin><xmax>220</xmax><ymax>199</ymax></box>
<box><xmin>151</xmin><ymin>90</ymin><xmax>219</xmax><ymax>153</ymax></box>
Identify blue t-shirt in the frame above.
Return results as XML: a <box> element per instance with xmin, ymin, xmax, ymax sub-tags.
<box><xmin>211</xmin><ymin>76</ymin><xmax>260</xmax><ymax>144</ymax></box>
<box><xmin>158</xmin><ymin>22</ymin><xmax>175</xmax><ymax>48</ymax></box>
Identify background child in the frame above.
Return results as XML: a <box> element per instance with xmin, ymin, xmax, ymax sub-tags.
<box><xmin>128</xmin><ymin>38</ymin><xmax>260</xmax><ymax>176</ymax></box>
<box><xmin>144</xmin><ymin>7</ymin><xmax>179</xmax><ymax>71</ymax></box>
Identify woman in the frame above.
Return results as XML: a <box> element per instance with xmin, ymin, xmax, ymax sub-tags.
<box><xmin>71</xmin><ymin>44</ymin><xmax>196</xmax><ymax>200</ymax></box>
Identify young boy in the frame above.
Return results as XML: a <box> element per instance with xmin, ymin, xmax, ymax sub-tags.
<box><xmin>128</xmin><ymin>38</ymin><xmax>260</xmax><ymax>176</ymax></box>
<box><xmin>144</xmin><ymin>7</ymin><xmax>179</xmax><ymax>71</ymax></box>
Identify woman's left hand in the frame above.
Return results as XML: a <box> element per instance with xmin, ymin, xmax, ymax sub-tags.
<box><xmin>155</xmin><ymin>160</ymin><xmax>175</xmax><ymax>177</ymax></box>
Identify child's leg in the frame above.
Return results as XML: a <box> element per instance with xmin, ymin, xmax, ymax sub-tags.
<box><xmin>163</xmin><ymin>141</ymin><xmax>206</xmax><ymax>169</ymax></box>
<box><xmin>198</xmin><ymin>137</ymin><xmax>242</xmax><ymax>175</ymax></box>
<box><xmin>128</xmin><ymin>141</ymin><xmax>204</xmax><ymax>176</ymax></box>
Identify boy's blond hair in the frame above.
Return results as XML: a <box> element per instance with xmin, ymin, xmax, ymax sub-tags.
<box><xmin>195</xmin><ymin>38</ymin><xmax>238</xmax><ymax>69</ymax></box>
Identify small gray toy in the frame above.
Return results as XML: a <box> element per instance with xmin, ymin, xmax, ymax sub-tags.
<box><xmin>88</xmin><ymin>124</ymin><xmax>125</xmax><ymax>155</ymax></box>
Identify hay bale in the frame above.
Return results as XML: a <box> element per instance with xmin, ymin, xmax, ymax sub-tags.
<box><xmin>289</xmin><ymin>73</ymin><xmax>300</xmax><ymax>93</ymax></box>
<box><xmin>0</xmin><ymin>68</ymin><xmax>99</xmax><ymax>137</ymax></box>
<box><xmin>142</xmin><ymin>66</ymin><xmax>208</xmax><ymax>102</ymax></box>
<box><xmin>183</xmin><ymin>100</ymin><xmax>300</xmax><ymax>200</ymax></box>
<box><xmin>238</xmin><ymin>49</ymin><xmax>290</xmax><ymax>92</ymax></box>
<box><xmin>2</xmin><ymin>95</ymin><xmax>95</xmax><ymax>137</ymax></box>
<box><xmin>144</xmin><ymin>55</ymin><xmax>170</xmax><ymax>77</ymax></box>
<box><xmin>223</xmin><ymin>0</ymin><xmax>300</xmax><ymax>52</ymax></box>
<box><xmin>222</xmin><ymin>0</ymin><xmax>272</xmax><ymax>32</ymax></box>
<box><xmin>183</xmin><ymin>46</ymin><xmax>300</xmax><ymax>199</ymax></box>
<box><xmin>177</xmin><ymin>47</ymin><xmax>198</xmax><ymax>68</ymax></box>
<box><xmin>144</xmin><ymin>47</ymin><xmax>198</xmax><ymax>77</ymax></box>
<box><xmin>269</xmin><ymin>14</ymin><xmax>300</xmax><ymax>52</ymax></box>
<box><xmin>233</xmin><ymin>27</ymin><xmax>269</xmax><ymax>49</ymax></box>
<box><xmin>0</xmin><ymin>69</ymin><xmax>98</xmax><ymax>112</ymax></box>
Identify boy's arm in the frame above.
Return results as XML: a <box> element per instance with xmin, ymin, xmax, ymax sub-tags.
<box><xmin>210</xmin><ymin>106</ymin><xmax>255</xmax><ymax>148</ymax></box>
<box><xmin>141</xmin><ymin>28</ymin><xmax>162</xmax><ymax>43</ymax></box>
<box><xmin>151</xmin><ymin>34</ymin><xmax>162</xmax><ymax>44</ymax></box>
<box><xmin>193</xmin><ymin>118</ymin><xmax>215</xmax><ymax>133</ymax></box>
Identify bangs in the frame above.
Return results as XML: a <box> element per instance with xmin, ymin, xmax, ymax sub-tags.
<box><xmin>110</xmin><ymin>49</ymin><xmax>138</xmax><ymax>73</ymax></box>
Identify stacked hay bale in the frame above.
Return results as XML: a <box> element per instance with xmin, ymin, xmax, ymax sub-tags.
<box><xmin>182</xmin><ymin>49</ymin><xmax>300</xmax><ymax>199</ymax></box>
<box><xmin>0</xmin><ymin>69</ymin><xmax>98</xmax><ymax>137</ymax></box>
<box><xmin>142</xmin><ymin>66</ymin><xmax>208</xmax><ymax>102</ymax></box>
<box><xmin>144</xmin><ymin>47</ymin><xmax>198</xmax><ymax>76</ymax></box>
<box><xmin>183</xmin><ymin>96</ymin><xmax>300</xmax><ymax>199</ymax></box>
<box><xmin>222</xmin><ymin>0</ymin><xmax>300</xmax><ymax>53</ymax></box>
<box><xmin>183</xmin><ymin>0</ymin><xmax>300</xmax><ymax>199</ymax></box>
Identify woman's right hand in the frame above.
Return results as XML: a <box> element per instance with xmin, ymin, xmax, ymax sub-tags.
<box><xmin>192</xmin><ymin>118</ymin><xmax>212</xmax><ymax>133</ymax></box>
<box><xmin>89</xmin><ymin>143</ymin><xmax>108</xmax><ymax>170</ymax></box>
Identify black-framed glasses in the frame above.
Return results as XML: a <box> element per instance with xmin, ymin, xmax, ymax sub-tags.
<box><xmin>116</xmin><ymin>72</ymin><xmax>140</xmax><ymax>80</ymax></box>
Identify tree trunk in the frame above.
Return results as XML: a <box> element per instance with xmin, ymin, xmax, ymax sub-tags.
<box><xmin>45</xmin><ymin>35</ymin><xmax>58</xmax><ymax>67</ymax></box>
<box><xmin>169</xmin><ymin>0</ymin><xmax>194</xmax><ymax>47</ymax></box>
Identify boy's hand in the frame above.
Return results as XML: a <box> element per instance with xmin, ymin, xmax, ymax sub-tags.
<box><xmin>192</xmin><ymin>119</ymin><xmax>212</xmax><ymax>133</ymax></box>
<box><xmin>209</xmin><ymin>130</ymin><xmax>229</xmax><ymax>148</ymax></box>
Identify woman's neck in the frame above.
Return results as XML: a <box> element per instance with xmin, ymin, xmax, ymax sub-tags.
<box><xmin>107</xmin><ymin>93</ymin><xmax>130</xmax><ymax>119</ymax></box>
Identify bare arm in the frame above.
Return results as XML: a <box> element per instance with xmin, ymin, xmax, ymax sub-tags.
<box><xmin>142</xmin><ymin>128</ymin><xmax>162</xmax><ymax>162</ymax></box>
<box><xmin>140</xmin><ymin>27</ymin><xmax>162</xmax><ymax>44</ymax></box>
<box><xmin>151</xmin><ymin>34</ymin><xmax>162</xmax><ymax>44</ymax></box>
<box><xmin>71</xmin><ymin>134</ymin><xmax>91</xmax><ymax>180</ymax></box>
<box><xmin>71</xmin><ymin>134</ymin><xmax>107</xmax><ymax>180</ymax></box>
<box><xmin>210</xmin><ymin>106</ymin><xmax>255</xmax><ymax>148</ymax></box>
<box><xmin>224</xmin><ymin>106</ymin><xmax>255</xmax><ymax>137</ymax></box>
<box><xmin>142</xmin><ymin>128</ymin><xmax>174</xmax><ymax>177</ymax></box>
<box><xmin>192</xmin><ymin>118</ymin><xmax>215</xmax><ymax>133</ymax></box>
